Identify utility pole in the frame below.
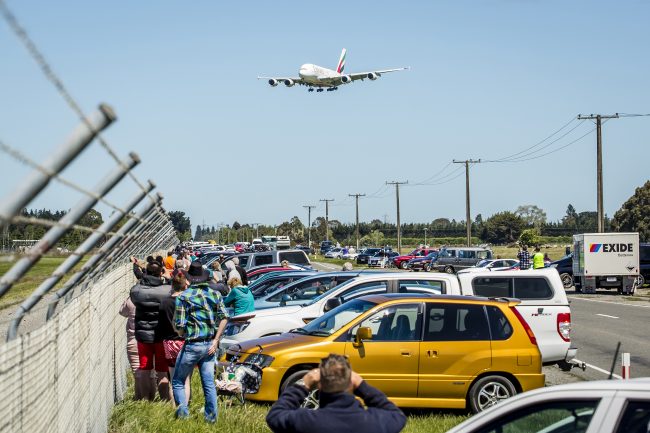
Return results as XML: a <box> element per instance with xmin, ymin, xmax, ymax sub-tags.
<box><xmin>424</xmin><ymin>227</ymin><xmax>428</xmax><ymax>247</ymax></box>
<box><xmin>453</xmin><ymin>159</ymin><xmax>481</xmax><ymax>247</ymax></box>
<box><xmin>320</xmin><ymin>199</ymin><xmax>334</xmax><ymax>241</ymax></box>
<box><xmin>577</xmin><ymin>113</ymin><xmax>620</xmax><ymax>232</ymax></box>
<box><xmin>386</xmin><ymin>181</ymin><xmax>408</xmax><ymax>253</ymax></box>
<box><xmin>348</xmin><ymin>194</ymin><xmax>366</xmax><ymax>251</ymax></box>
<box><xmin>303</xmin><ymin>205</ymin><xmax>316</xmax><ymax>250</ymax></box>
<box><xmin>251</xmin><ymin>223</ymin><xmax>261</xmax><ymax>239</ymax></box>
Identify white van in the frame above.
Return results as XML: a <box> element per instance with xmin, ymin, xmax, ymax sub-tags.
<box><xmin>457</xmin><ymin>268</ymin><xmax>575</xmax><ymax>368</ymax></box>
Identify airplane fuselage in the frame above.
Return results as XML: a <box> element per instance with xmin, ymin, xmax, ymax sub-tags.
<box><xmin>299</xmin><ymin>64</ymin><xmax>341</xmax><ymax>87</ymax></box>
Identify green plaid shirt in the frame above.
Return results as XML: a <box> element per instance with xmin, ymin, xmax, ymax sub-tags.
<box><xmin>174</xmin><ymin>282</ymin><xmax>229</xmax><ymax>341</ymax></box>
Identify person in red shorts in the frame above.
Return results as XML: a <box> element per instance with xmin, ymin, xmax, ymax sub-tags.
<box><xmin>130</xmin><ymin>262</ymin><xmax>171</xmax><ymax>401</ymax></box>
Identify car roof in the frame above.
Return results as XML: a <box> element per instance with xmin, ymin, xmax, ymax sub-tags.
<box><xmin>537</xmin><ymin>378</ymin><xmax>650</xmax><ymax>392</ymax></box>
<box><xmin>357</xmin><ymin>293</ymin><xmax>519</xmax><ymax>304</ymax></box>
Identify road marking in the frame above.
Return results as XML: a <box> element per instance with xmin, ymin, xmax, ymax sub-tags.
<box><xmin>569</xmin><ymin>296</ymin><xmax>650</xmax><ymax>308</ymax></box>
<box><xmin>573</xmin><ymin>358</ymin><xmax>622</xmax><ymax>379</ymax></box>
<box><xmin>596</xmin><ymin>313</ymin><xmax>619</xmax><ymax>319</ymax></box>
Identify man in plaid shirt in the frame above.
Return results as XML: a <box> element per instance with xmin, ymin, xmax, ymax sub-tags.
<box><xmin>517</xmin><ymin>245</ymin><xmax>531</xmax><ymax>270</ymax></box>
<box><xmin>172</xmin><ymin>261</ymin><xmax>229</xmax><ymax>422</ymax></box>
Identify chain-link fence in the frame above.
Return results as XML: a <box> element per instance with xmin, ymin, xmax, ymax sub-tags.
<box><xmin>0</xmin><ymin>2</ymin><xmax>180</xmax><ymax>431</ymax></box>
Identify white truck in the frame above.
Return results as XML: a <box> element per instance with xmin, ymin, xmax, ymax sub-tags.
<box><xmin>572</xmin><ymin>232</ymin><xmax>640</xmax><ymax>295</ymax></box>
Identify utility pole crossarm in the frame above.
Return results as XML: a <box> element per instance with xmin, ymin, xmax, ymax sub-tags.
<box><xmin>453</xmin><ymin>159</ymin><xmax>482</xmax><ymax>247</ymax></box>
<box><xmin>386</xmin><ymin>181</ymin><xmax>408</xmax><ymax>253</ymax></box>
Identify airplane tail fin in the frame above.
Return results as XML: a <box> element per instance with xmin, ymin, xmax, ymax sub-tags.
<box><xmin>336</xmin><ymin>48</ymin><xmax>347</xmax><ymax>74</ymax></box>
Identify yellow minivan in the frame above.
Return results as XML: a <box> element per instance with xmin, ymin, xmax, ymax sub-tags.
<box><xmin>222</xmin><ymin>294</ymin><xmax>545</xmax><ymax>412</ymax></box>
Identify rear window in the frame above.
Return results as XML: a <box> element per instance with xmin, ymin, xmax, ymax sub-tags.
<box><xmin>279</xmin><ymin>251</ymin><xmax>310</xmax><ymax>265</ymax></box>
<box><xmin>398</xmin><ymin>280</ymin><xmax>445</xmax><ymax>294</ymax></box>
<box><xmin>238</xmin><ymin>256</ymin><xmax>249</xmax><ymax>267</ymax></box>
<box><xmin>640</xmin><ymin>245</ymin><xmax>650</xmax><ymax>262</ymax></box>
<box><xmin>424</xmin><ymin>303</ymin><xmax>490</xmax><ymax>341</ymax></box>
<box><xmin>255</xmin><ymin>254</ymin><xmax>273</xmax><ymax>266</ymax></box>
<box><xmin>472</xmin><ymin>277</ymin><xmax>553</xmax><ymax>300</ymax></box>
<box><xmin>486</xmin><ymin>306</ymin><xmax>513</xmax><ymax>340</ymax></box>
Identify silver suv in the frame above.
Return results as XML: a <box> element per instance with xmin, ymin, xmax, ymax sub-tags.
<box><xmin>434</xmin><ymin>247</ymin><xmax>492</xmax><ymax>274</ymax></box>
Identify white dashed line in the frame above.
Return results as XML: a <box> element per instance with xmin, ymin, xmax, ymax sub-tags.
<box><xmin>596</xmin><ymin>313</ymin><xmax>619</xmax><ymax>319</ymax></box>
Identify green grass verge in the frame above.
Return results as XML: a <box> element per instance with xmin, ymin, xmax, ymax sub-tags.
<box><xmin>109</xmin><ymin>373</ymin><xmax>467</xmax><ymax>433</ymax></box>
<box><xmin>0</xmin><ymin>255</ymin><xmax>87</xmax><ymax>310</ymax></box>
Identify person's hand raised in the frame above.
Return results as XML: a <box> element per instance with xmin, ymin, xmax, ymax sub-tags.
<box><xmin>350</xmin><ymin>371</ymin><xmax>364</xmax><ymax>390</ymax></box>
<box><xmin>302</xmin><ymin>369</ymin><xmax>320</xmax><ymax>390</ymax></box>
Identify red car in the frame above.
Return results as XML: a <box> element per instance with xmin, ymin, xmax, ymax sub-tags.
<box><xmin>392</xmin><ymin>248</ymin><xmax>438</xmax><ymax>270</ymax></box>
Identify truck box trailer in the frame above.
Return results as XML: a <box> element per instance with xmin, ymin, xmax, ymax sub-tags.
<box><xmin>572</xmin><ymin>232</ymin><xmax>640</xmax><ymax>294</ymax></box>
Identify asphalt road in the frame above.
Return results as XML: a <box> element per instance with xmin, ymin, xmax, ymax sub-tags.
<box><xmin>567</xmin><ymin>293</ymin><xmax>650</xmax><ymax>380</ymax></box>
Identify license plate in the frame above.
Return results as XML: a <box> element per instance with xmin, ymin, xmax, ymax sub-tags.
<box><xmin>607</xmin><ymin>277</ymin><xmax>617</xmax><ymax>282</ymax></box>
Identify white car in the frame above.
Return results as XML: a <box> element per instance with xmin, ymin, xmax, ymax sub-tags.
<box><xmin>447</xmin><ymin>378</ymin><xmax>650</xmax><ymax>433</ymax></box>
<box><xmin>220</xmin><ymin>273</ymin><xmax>461</xmax><ymax>349</ymax></box>
<box><xmin>457</xmin><ymin>259</ymin><xmax>519</xmax><ymax>274</ymax></box>
<box><xmin>342</xmin><ymin>251</ymin><xmax>359</xmax><ymax>260</ymax></box>
<box><xmin>457</xmin><ymin>268</ymin><xmax>574</xmax><ymax>367</ymax></box>
<box><xmin>324</xmin><ymin>248</ymin><xmax>343</xmax><ymax>259</ymax></box>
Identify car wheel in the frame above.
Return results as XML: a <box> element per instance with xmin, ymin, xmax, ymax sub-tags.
<box><xmin>559</xmin><ymin>273</ymin><xmax>573</xmax><ymax>289</ymax></box>
<box><xmin>280</xmin><ymin>369</ymin><xmax>311</xmax><ymax>394</ymax></box>
<box><xmin>400</xmin><ymin>261</ymin><xmax>409</xmax><ymax>270</ymax></box>
<box><xmin>424</xmin><ymin>263</ymin><xmax>431</xmax><ymax>272</ymax></box>
<box><xmin>468</xmin><ymin>375</ymin><xmax>517</xmax><ymax>413</ymax></box>
<box><xmin>637</xmin><ymin>274</ymin><xmax>645</xmax><ymax>287</ymax></box>
<box><xmin>444</xmin><ymin>266</ymin><xmax>455</xmax><ymax>274</ymax></box>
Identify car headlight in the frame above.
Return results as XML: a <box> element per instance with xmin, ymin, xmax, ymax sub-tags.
<box><xmin>245</xmin><ymin>353</ymin><xmax>275</xmax><ymax>368</ymax></box>
<box><xmin>224</xmin><ymin>321</ymin><xmax>250</xmax><ymax>336</ymax></box>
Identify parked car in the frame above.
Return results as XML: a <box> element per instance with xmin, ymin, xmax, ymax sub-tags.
<box><xmin>221</xmin><ymin>272</ymin><xmax>459</xmax><ymax>349</ymax></box>
<box><xmin>223</xmin><ymin>294</ymin><xmax>544</xmax><ymax>412</ymax></box>
<box><xmin>294</xmin><ymin>245</ymin><xmax>314</xmax><ymax>255</ymax></box>
<box><xmin>446</xmin><ymin>378</ymin><xmax>650</xmax><ymax>433</ymax></box>
<box><xmin>368</xmin><ymin>250</ymin><xmax>399</xmax><ymax>268</ymax></box>
<box><xmin>249</xmin><ymin>271</ymin><xmax>318</xmax><ymax>299</ymax></box>
<box><xmin>639</xmin><ymin>243</ymin><xmax>649</xmax><ymax>287</ymax></box>
<box><xmin>207</xmin><ymin>250</ymin><xmax>311</xmax><ymax>271</ymax></box>
<box><xmin>324</xmin><ymin>247</ymin><xmax>344</xmax><ymax>259</ymax></box>
<box><xmin>393</xmin><ymin>248</ymin><xmax>438</xmax><ymax>270</ymax></box>
<box><xmin>407</xmin><ymin>251</ymin><xmax>439</xmax><ymax>272</ymax></box>
<box><xmin>342</xmin><ymin>249</ymin><xmax>359</xmax><ymax>260</ymax></box>
<box><xmin>457</xmin><ymin>268</ymin><xmax>574</xmax><ymax>368</ymax></box>
<box><xmin>457</xmin><ymin>259</ymin><xmax>520</xmax><ymax>274</ymax></box>
<box><xmin>548</xmin><ymin>253</ymin><xmax>575</xmax><ymax>288</ymax></box>
<box><xmin>356</xmin><ymin>248</ymin><xmax>382</xmax><ymax>264</ymax></box>
<box><xmin>434</xmin><ymin>247</ymin><xmax>493</xmax><ymax>273</ymax></box>
<box><xmin>319</xmin><ymin>240</ymin><xmax>334</xmax><ymax>255</ymax></box>
<box><xmin>197</xmin><ymin>251</ymin><xmax>235</xmax><ymax>265</ymax></box>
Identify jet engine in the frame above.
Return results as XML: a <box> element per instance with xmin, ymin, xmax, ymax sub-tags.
<box><xmin>340</xmin><ymin>75</ymin><xmax>352</xmax><ymax>84</ymax></box>
<box><xmin>367</xmin><ymin>72</ymin><xmax>379</xmax><ymax>80</ymax></box>
<box><xmin>268</xmin><ymin>79</ymin><xmax>279</xmax><ymax>87</ymax></box>
<box><xmin>284</xmin><ymin>79</ymin><xmax>295</xmax><ymax>87</ymax></box>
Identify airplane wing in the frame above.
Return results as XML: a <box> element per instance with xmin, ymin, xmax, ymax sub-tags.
<box><xmin>257</xmin><ymin>76</ymin><xmax>305</xmax><ymax>87</ymax></box>
<box><xmin>346</xmin><ymin>67</ymin><xmax>410</xmax><ymax>82</ymax></box>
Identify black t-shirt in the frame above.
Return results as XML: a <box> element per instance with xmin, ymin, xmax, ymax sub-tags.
<box><xmin>158</xmin><ymin>294</ymin><xmax>182</xmax><ymax>341</ymax></box>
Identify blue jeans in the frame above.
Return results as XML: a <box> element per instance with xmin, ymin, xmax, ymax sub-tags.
<box><xmin>172</xmin><ymin>341</ymin><xmax>217</xmax><ymax>422</ymax></box>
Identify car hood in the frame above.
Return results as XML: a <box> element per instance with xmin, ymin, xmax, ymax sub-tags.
<box><xmin>232</xmin><ymin>304</ymin><xmax>302</xmax><ymax>319</ymax></box>
<box><xmin>231</xmin><ymin>333</ymin><xmax>322</xmax><ymax>355</ymax></box>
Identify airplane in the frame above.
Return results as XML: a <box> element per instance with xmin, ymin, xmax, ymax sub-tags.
<box><xmin>258</xmin><ymin>49</ymin><xmax>409</xmax><ymax>92</ymax></box>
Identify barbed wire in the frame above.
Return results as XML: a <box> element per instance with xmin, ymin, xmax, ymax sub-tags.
<box><xmin>0</xmin><ymin>0</ymin><xmax>151</xmax><ymax>197</ymax></box>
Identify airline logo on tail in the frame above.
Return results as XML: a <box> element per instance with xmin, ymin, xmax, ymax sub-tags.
<box><xmin>336</xmin><ymin>48</ymin><xmax>347</xmax><ymax>73</ymax></box>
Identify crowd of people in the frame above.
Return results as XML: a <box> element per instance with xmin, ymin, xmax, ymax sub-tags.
<box><xmin>119</xmin><ymin>247</ymin><xmax>406</xmax><ymax>431</ymax></box>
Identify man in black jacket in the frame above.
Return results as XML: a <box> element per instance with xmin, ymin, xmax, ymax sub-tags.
<box><xmin>266</xmin><ymin>354</ymin><xmax>406</xmax><ymax>433</ymax></box>
<box><xmin>129</xmin><ymin>262</ymin><xmax>172</xmax><ymax>401</ymax></box>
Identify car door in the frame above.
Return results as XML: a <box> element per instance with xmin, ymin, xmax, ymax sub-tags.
<box><xmin>344</xmin><ymin>303</ymin><xmax>422</xmax><ymax>398</ymax></box>
<box><xmin>418</xmin><ymin>302</ymin><xmax>491</xmax><ymax>400</ymax></box>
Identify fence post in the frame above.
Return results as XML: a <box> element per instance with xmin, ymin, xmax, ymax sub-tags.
<box><xmin>0</xmin><ymin>104</ymin><xmax>116</xmax><ymax>229</ymax></box>
<box><xmin>622</xmin><ymin>353</ymin><xmax>631</xmax><ymax>379</ymax></box>
<box><xmin>46</xmin><ymin>193</ymin><xmax>162</xmax><ymax>320</ymax></box>
<box><xmin>0</xmin><ymin>152</ymin><xmax>139</xmax><ymax>305</ymax></box>
<box><xmin>6</xmin><ymin>181</ymin><xmax>155</xmax><ymax>339</ymax></box>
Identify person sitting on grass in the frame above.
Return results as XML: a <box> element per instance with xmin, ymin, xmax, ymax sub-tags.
<box><xmin>266</xmin><ymin>354</ymin><xmax>406</xmax><ymax>433</ymax></box>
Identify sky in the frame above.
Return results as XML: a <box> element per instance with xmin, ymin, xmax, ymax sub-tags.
<box><xmin>1</xmin><ymin>0</ymin><xmax>649</xmax><ymax>231</ymax></box>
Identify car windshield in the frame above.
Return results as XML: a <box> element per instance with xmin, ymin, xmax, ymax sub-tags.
<box><xmin>426</xmin><ymin>252</ymin><xmax>438</xmax><ymax>258</ymax></box>
<box><xmin>293</xmin><ymin>299</ymin><xmax>376</xmax><ymax>336</ymax></box>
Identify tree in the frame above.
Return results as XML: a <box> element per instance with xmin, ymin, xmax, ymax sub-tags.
<box><xmin>482</xmin><ymin>212</ymin><xmax>526</xmax><ymax>244</ymax></box>
<box><xmin>562</xmin><ymin>204</ymin><xmax>578</xmax><ymax>226</ymax></box>
<box><xmin>194</xmin><ymin>224</ymin><xmax>203</xmax><ymax>241</ymax></box>
<box><xmin>519</xmin><ymin>228</ymin><xmax>540</xmax><ymax>247</ymax></box>
<box><xmin>232</xmin><ymin>221</ymin><xmax>241</xmax><ymax>231</ymax></box>
<box><xmin>515</xmin><ymin>205</ymin><xmax>547</xmax><ymax>228</ymax></box>
<box><xmin>612</xmin><ymin>180</ymin><xmax>650</xmax><ymax>241</ymax></box>
<box><xmin>168</xmin><ymin>210</ymin><xmax>191</xmax><ymax>239</ymax></box>
<box><xmin>361</xmin><ymin>230</ymin><xmax>385</xmax><ymax>247</ymax></box>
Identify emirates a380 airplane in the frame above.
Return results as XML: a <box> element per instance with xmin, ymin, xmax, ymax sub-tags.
<box><xmin>258</xmin><ymin>49</ymin><xmax>409</xmax><ymax>92</ymax></box>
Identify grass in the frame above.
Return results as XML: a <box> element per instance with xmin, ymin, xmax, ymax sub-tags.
<box><xmin>0</xmin><ymin>255</ymin><xmax>87</xmax><ymax>310</ymax></box>
<box><xmin>109</xmin><ymin>373</ymin><xmax>468</xmax><ymax>433</ymax></box>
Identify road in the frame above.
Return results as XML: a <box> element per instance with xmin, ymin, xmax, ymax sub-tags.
<box><xmin>567</xmin><ymin>294</ymin><xmax>650</xmax><ymax>380</ymax></box>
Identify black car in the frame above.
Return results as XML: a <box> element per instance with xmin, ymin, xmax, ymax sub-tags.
<box><xmin>549</xmin><ymin>254</ymin><xmax>574</xmax><ymax>288</ymax></box>
<box><xmin>639</xmin><ymin>243</ymin><xmax>650</xmax><ymax>287</ymax></box>
<box><xmin>320</xmin><ymin>241</ymin><xmax>334</xmax><ymax>255</ymax></box>
<box><xmin>407</xmin><ymin>251</ymin><xmax>439</xmax><ymax>272</ymax></box>
<box><xmin>295</xmin><ymin>245</ymin><xmax>315</xmax><ymax>255</ymax></box>
<box><xmin>356</xmin><ymin>248</ymin><xmax>382</xmax><ymax>264</ymax></box>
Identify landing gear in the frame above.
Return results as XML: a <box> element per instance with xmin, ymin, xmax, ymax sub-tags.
<box><xmin>316</xmin><ymin>88</ymin><xmax>324</xmax><ymax>92</ymax></box>
<box><xmin>308</xmin><ymin>88</ymin><xmax>314</xmax><ymax>92</ymax></box>
<box><xmin>326</xmin><ymin>87</ymin><xmax>339</xmax><ymax>92</ymax></box>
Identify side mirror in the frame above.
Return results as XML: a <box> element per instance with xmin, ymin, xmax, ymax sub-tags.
<box><xmin>324</xmin><ymin>298</ymin><xmax>341</xmax><ymax>312</ymax></box>
<box><xmin>280</xmin><ymin>294</ymin><xmax>291</xmax><ymax>306</ymax></box>
<box><xmin>353</xmin><ymin>327</ymin><xmax>372</xmax><ymax>348</ymax></box>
